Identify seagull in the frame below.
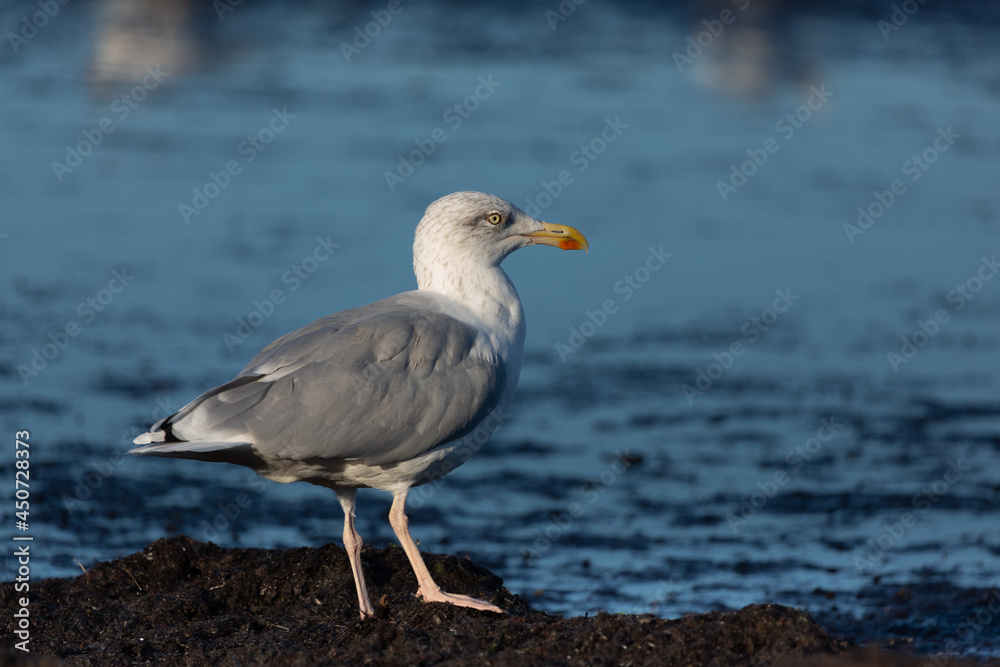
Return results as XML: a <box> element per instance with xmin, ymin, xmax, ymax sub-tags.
<box><xmin>129</xmin><ymin>192</ymin><xmax>588</xmax><ymax>618</ymax></box>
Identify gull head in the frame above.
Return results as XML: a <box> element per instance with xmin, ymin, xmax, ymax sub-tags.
<box><xmin>413</xmin><ymin>192</ymin><xmax>588</xmax><ymax>287</ymax></box>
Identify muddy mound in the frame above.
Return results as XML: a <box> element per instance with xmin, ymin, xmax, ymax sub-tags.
<box><xmin>0</xmin><ymin>536</ymin><xmax>990</xmax><ymax>666</ymax></box>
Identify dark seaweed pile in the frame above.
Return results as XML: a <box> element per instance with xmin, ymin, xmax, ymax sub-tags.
<box><xmin>3</xmin><ymin>536</ymin><xmax>998</xmax><ymax>666</ymax></box>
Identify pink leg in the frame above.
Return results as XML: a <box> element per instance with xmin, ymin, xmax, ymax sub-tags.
<box><xmin>337</xmin><ymin>490</ymin><xmax>374</xmax><ymax>619</ymax></box>
<box><xmin>388</xmin><ymin>489</ymin><xmax>502</xmax><ymax>613</ymax></box>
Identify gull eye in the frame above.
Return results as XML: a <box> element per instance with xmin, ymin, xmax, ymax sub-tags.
<box><xmin>487</xmin><ymin>212</ymin><xmax>503</xmax><ymax>225</ymax></box>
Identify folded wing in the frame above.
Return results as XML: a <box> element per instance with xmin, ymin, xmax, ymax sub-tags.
<box><xmin>131</xmin><ymin>292</ymin><xmax>505</xmax><ymax>467</ymax></box>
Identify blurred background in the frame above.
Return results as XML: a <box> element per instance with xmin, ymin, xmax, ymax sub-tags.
<box><xmin>2</xmin><ymin>0</ymin><xmax>999</xmax><ymax>655</ymax></box>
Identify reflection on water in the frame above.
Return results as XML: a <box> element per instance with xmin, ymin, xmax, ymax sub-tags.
<box><xmin>88</xmin><ymin>0</ymin><xmax>199</xmax><ymax>97</ymax></box>
<box><xmin>2</xmin><ymin>0</ymin><xmax>999</xmax><ymax>657</ymax></box>
<box><xmin>682</xmin><ymin>0</ymin><xmax>787</xmax><ymax>98</ymax></box>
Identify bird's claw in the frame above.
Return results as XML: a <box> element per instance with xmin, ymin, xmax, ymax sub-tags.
<box><xmin>417</xmin><ymin>587</ymin><xmax>503</xmax><ymax>613</ymax></box>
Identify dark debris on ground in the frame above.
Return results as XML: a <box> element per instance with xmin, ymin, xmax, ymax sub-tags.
<box><xmin>1</xmin><ymin>536</ymin><xmax>996</xmax><ymax>666</ymax></box>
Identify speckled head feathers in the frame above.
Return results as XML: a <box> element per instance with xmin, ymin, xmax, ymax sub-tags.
<box><xmin>412</xmin><ymin>192</ymin><xmax>542</xmax><ymax>288</ymax></box>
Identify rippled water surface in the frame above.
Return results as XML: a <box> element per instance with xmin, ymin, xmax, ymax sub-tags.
<box><xmin>2</xmin><ymin>0</ymin><xmax>999</xmax><ymax>657</ymax></box>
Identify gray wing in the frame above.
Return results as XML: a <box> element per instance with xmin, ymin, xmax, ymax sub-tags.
<box><xmin>134</xmin><ymin>292</ymin><xmax>506</xmax><ymax>467</ymax></box>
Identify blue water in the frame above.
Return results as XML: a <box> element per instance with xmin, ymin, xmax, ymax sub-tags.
<box><xmin>2</xmin><ymin>0</ymin><xmax>999</xmax><ymax>656</ymax></box>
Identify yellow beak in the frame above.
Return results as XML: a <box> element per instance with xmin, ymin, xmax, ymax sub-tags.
<box><xmin>521</xmin><ymin>222</ymin><xmax>590</xmax><ymax>252</ymax></box>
